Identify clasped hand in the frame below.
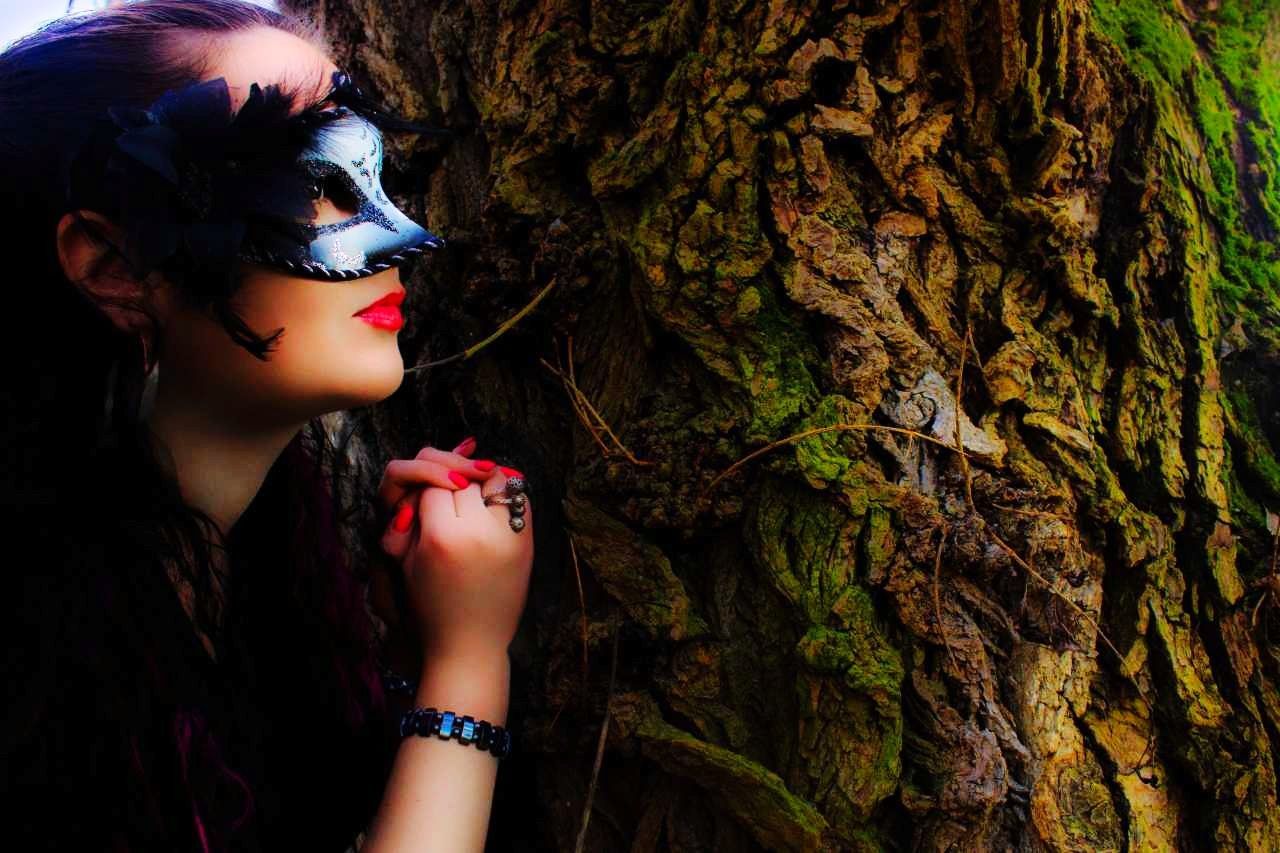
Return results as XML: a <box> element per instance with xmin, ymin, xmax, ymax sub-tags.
<box><xmin>374</xmin><ymin>438</ymin><xmax>534</xmax><ymax>663</ymax></box>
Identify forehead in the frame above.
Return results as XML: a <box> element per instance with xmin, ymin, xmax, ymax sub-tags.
<box><xmin>201</xmin><ymin>27</ymin><xmax>338</xmax><ymax>115</ymax></box>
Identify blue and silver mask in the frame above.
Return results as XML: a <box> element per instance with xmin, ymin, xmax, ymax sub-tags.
<box><xmin>73</xmin><ymin>69</ymin><xmax>450</xmax><ymax>292</ymax></box>
<box><xmin>238</xmin><ymin>104</ymin><xmax>446</xmax><ymax>280</ymax></box>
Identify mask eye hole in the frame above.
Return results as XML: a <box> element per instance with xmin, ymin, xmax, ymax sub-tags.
<box><xmin>306</xmin><ymin>172</ymin><xmax>360</xmax><ymax>222</ymax></box>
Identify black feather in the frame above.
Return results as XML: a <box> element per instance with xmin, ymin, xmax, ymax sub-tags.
<box><xmin>319</xmin><ymin>69</ymin><xmax>453</xmax><ymax>138</ymax></box>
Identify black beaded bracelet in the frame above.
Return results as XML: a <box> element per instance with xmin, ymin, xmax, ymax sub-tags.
<box><xmin>399</xmin><ymin>707</ymin><xmax>512</xmax><ymax>759</ymax></box>
<box><xmin>379</xmin><ymin>664</ymin><xmax>512</xmax><ymax>759</ymax></box>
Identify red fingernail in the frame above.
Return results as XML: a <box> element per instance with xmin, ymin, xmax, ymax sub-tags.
<box><xmin>448</xmin><ymin>471</ymin><xmax>469</xmax><ymax>488</ymax></box>
<box><xmin>500</xmin><ymin>466</ymin><xmax>523</xmax><ymax>478</ymax></box>
<box><xmin>474</xmin><ymin>459</ymin><xmax>496</xmax><ymax>472</ymax></box>
<box><xmin>391</xmin><ymin>504</ymin><xmax>414</xmax><ymax>533</ymax></box>
<box><xmin>452</xmin><ymin>436</ymin><xmax>476</xmax><ymax>454</ymax></box>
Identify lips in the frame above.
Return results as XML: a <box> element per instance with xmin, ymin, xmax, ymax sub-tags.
<box><xmin>354</xmin><ymin>289</ymin><xmax>406</xmax><ymax>316</ymax></box>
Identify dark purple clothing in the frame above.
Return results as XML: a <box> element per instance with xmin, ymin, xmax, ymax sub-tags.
<box><xmin>1</xmin><ymin>520</ymin><xmax>399</xmax><ymax>852</ymax></box>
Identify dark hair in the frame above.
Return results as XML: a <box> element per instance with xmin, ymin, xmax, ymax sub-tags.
<box><xmin>0</xmin><ymin>2</ymin><xmax>390</xmax><ymax>850</ymax></box>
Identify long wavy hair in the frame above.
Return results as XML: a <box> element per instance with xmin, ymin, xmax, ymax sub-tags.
<box><xmin>0</xmin><ymin>2</ymin><xmax>391</xmax><ymax>850</ymax></box>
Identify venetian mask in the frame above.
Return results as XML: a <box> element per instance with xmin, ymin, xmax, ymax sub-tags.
<box><xmin>238</xmin><ymin>101</ymin><xmax>446</xmax><ymax>280</ymax></box>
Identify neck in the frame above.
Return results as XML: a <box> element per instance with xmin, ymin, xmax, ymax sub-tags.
<box><xmin>141</xmin><ymin>376</ymin><xmax>306</xmax><ymax>664</ymax></box>
<box><xmin>145</xmin><ymin>379</ymin><xmax>303</xmax><ymax>541</ymax></box>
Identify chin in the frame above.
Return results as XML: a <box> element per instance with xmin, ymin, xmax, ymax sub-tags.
<box><xmin>352</xmin><ymin>355</ymin><xmax>406</xmax><ymax>405</ymax></box>
<box><xmin>370</xmin><ymin>361</ymin><xmax>407</xmax><ymax>401</ymax></box>
<box><xmin>313</xmin><ymin>352</ymin><xmax>406</xmax><ymax>412</ymax></box>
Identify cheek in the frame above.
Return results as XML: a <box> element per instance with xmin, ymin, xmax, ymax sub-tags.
<box><xmin>165</xmin><ymin>278</ymin><xmax>404</xmax><ymax>412</ymax></box>
<box><xmin>237</xmin><ymin>280</ymin><xmax>340</xmax><ymax>361</ymax></box>
<box><xmin>162</xmin><ymin>266</ymin><xmax>404</xmax><ymax>414</ymax></box>
<box><xmin>233</xmin><ymin>281</ymin><xmax>390</xmax><ymax>387</ymax></box>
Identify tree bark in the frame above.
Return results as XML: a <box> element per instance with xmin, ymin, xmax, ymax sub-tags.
<box><xmin>289</xmin><ymin>0</ymin><xmax>1280</xmax><ymax>849</ymax></box>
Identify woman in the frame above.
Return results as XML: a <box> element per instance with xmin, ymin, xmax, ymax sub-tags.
<box><xmin>0</xmin><ymin>2</ymin><xmax>534</xmax><ymax>851</ymax></box>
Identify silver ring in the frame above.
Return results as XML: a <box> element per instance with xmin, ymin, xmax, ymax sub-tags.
<box><xmin>482</xmin><ymin>476</ymin><xmax>528</xmax><ymax>532</ymax></box>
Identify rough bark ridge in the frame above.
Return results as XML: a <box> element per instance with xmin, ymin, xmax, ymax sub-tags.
<box><xmin>289</xmin><ymin>0</ymin><xmax>1280</xmax><ymax>849</ymax></box>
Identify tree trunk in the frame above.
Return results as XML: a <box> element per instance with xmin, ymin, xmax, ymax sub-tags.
<box><xmin>288</xmin><ymin>0</ymin><xmax>1280</xmax><ymax>849</ymax></box>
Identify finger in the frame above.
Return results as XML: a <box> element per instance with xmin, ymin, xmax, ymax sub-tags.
<box><xmin>452</xmin><ymin>468</ymin><xmax>501</xmax><ymax>520</ymax></box>
<box><xmin>379</xmin><ymin>496</ymin><xmax>417</xmax><ymax>562</ymax></box>
<box><xmin>453</xmin><ymin>480</ymin><xmax>484</xmax><ymax>516</ymax></box>
<box><xmin>452</xmin><ymin>436</ymin><xmax>477</xmax><ymax>456</ymax></box>
<box><xmin>378</xmin><ymin>459</ymin><xmax>467</xmax><ymax>512</ymax></box>
<box><xmin>415</xmin><ymin>446</ymin><xmax>495</xmax><ymax>480</ymax></box>
<box><xmin>475</xmin><ymin>469</ymin><xmax>533</xmax><ymax>530</ymax></box>
<box><xmin>420</xmin><ymin>482</ymin><xmax>460</xmax><ymax>526</ymax></box>
<box><xmin>417</xmin><ymin>485</ymin><xmax>462</xmax><ymax>551</ymax></box>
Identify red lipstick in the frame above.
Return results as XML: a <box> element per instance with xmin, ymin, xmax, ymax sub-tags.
<box><xmin>354</xmin><ymin>289</ymin><xmax>405</xmax><ymax>331</ymax></box>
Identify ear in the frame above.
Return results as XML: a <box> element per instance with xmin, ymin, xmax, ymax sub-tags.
<box><xmin>55</xmin><ymin>210</ymin><xmax>169</xmax><ymax>344</ymax></box>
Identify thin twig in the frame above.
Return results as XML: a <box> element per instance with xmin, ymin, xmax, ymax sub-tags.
<box><xmin>544</xmin><ymin>342</ymin><xmax>616</xmax><ymax>461</ymax></box>
<box><xmin>574</xmin><ymin>616</ymin><xmax>621</xmax><ymax>853</ymax></box>
<box><xmin>990</xmin><ymin>503</ymin><xmax>1074</xmax><ymax>522</ymax></box>
<box><xmin>546</xmin><ymin>700</ymin><xmax>567</xmax><ymax>736</ymax></box>
<box><xmin>568</xmin><ymin>334</ymin><xmax>579</xmax><ymax>391</ymax></box>
<box><xmin>553</xmin><ymin>337</ymin><xmax>647</xmax><ymax>462</ymax></box>
<box><xmin>549</xmin><ymin>534</ymin><xmax>593</xmax><ymax>739</ymax></box>
<box><xmin>966</xmin><ymin>328</ymin><xmax>986</xmax><ymax>371</ymax></box>
<box><xmin>403</xmin><ymin>274</ymin><xmax>561</xmax><ymax>374</ymax></box>
<box><xmin>980</xmin><ymin>519</ymin><xmax>1156</xmax><ymax>773</ymax></box>
<box><xmin>1253</xmin><ymin>521</ymin><xmax>1280</xmax><ymax>629</ymax></box>
<box><xmin>933</xmin><ymin>523</ymin><xmax>959</xmax><ymax>672</ymax></box>
<box><xmin>698</xmin><ymin>423</ymin><xmax>956</xmax><ymax>500</ymax></box>
<box><xmin>980</xmin><ymin>523</ymin><xmax>1130</xmax><ymax>685</ymax></box>
<box><xmin>1271</xmin><ymin>519</ymin><xmax>1280</xmax><ymax>578</ymax></box>
<box><xmin>570</xmin><ymin>534</ymin><xmax>590</xmax><ymax>686</ymax></box>
<box><xmin>955</xmin><ymin>326</ymin><xmax>975</xmax><ymax>511</ymax></box>
<box><xmin>539</xmin><ymin>343</ymin><xmax>655</xmax><ymax>466</ymax></box>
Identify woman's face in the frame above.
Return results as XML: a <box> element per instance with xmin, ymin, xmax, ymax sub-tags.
<box><xmin>155</xmin><ymin>28</ymin><xmax>412</xmax><ymax>427</ymax></box>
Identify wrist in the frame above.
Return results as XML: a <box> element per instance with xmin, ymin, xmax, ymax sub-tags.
<box><xmin>415</xmin><ymin>649</ymin><xmax>511</xmax><ymax>725</ymax></box>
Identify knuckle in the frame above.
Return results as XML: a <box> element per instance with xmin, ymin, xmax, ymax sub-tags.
<box><xmin>417</xmin><ymin>523</ymin><xmax>449</xmax><ymax>552</ymax></box>
<box><xmin>468</xmin><ymin>527</ymin><xmax>497</xmax><ymax>550</ymax></box>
